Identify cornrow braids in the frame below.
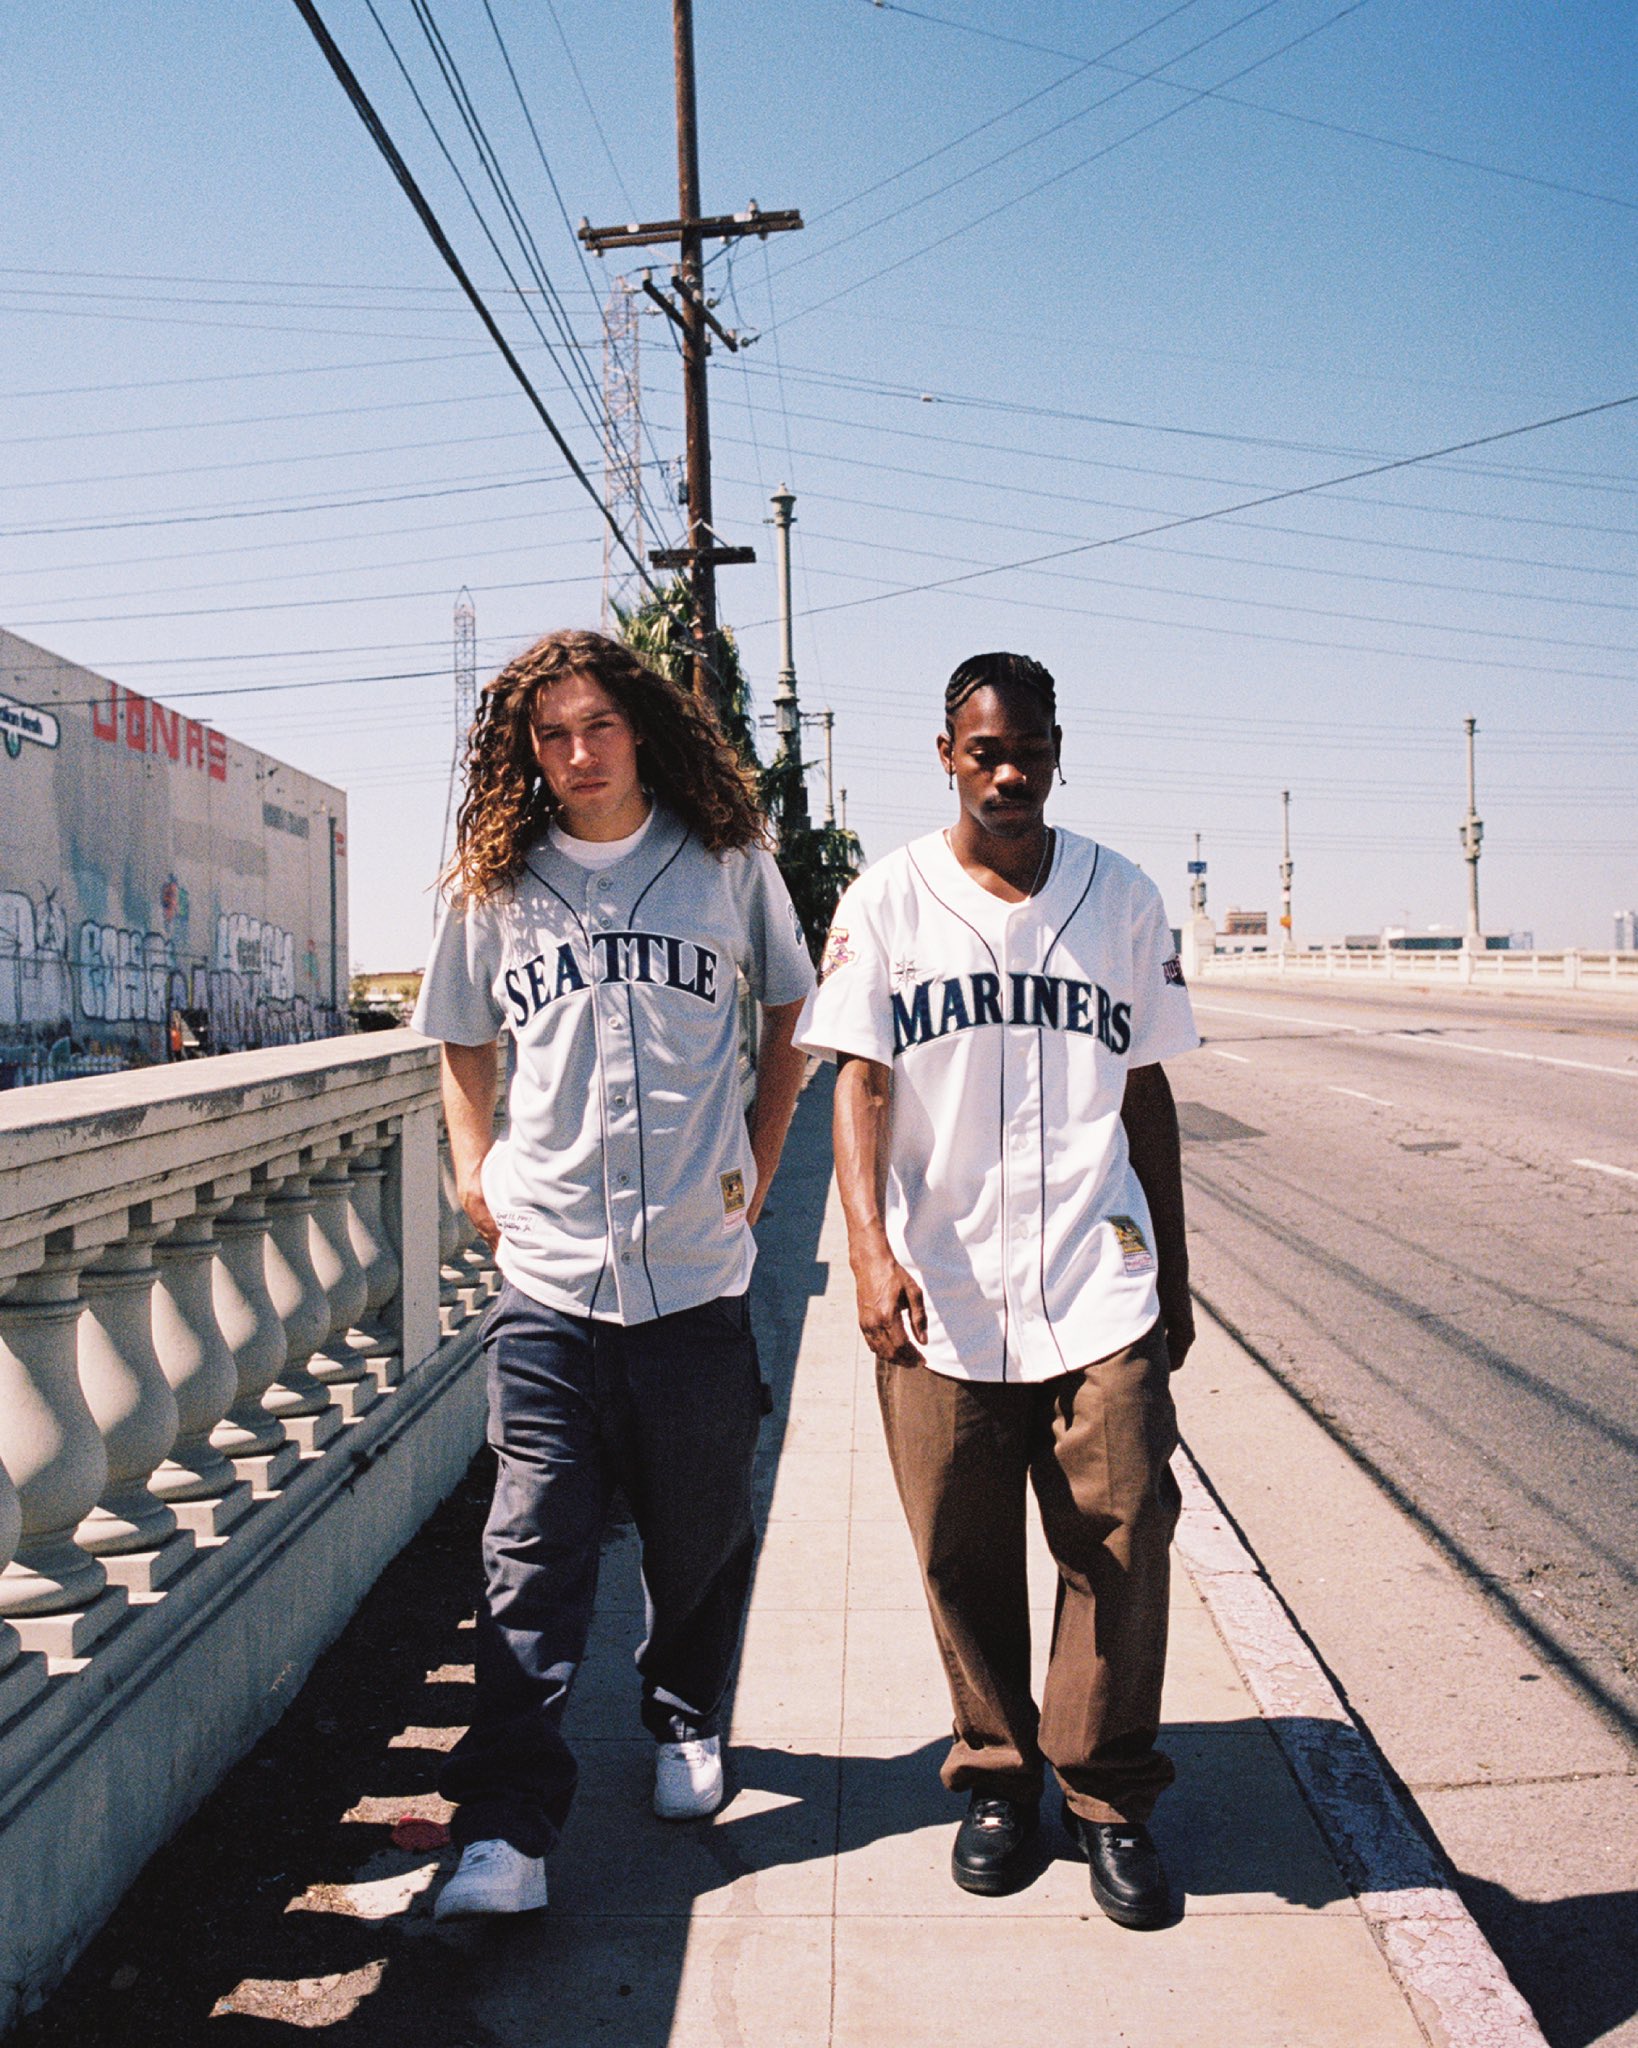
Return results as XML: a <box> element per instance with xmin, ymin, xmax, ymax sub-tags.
<box><xmin>446</xmin><ymin>629</ymin><xmax>768</xmax><ymax>901</ymax></box>
<box><xmin>944</xmin><ymin>651</ymin><xmax>1057</xmax><ymax>732</ymax></box>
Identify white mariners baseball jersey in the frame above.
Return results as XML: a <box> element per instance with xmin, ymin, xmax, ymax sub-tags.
<box><xmin>795</xmin><ymin>827</ymin><xmax>1199</xmax><ymax>1383</ymax></box>
<box><xmin>413</xmin><ymin>803</ymin><xmax>815</xmax><ymax>1325</ymax></box>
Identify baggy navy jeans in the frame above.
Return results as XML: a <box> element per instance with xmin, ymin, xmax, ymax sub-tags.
<box><xmin>439</xmin><ymin>1282</ymin><xmax>764</xmax><ymax>1855</ymax></box>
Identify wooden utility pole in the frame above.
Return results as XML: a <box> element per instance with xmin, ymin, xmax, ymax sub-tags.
<box><xmin>580</xmin><ymin>0</ymin><xmax>801</xmax><ymax>714</ymax></box>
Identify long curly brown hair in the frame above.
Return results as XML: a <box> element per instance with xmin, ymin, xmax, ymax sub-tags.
<box><xmin>447</xmin><ymin>629</ymin><xmax>768</xmax><ymax>900</ymax></box>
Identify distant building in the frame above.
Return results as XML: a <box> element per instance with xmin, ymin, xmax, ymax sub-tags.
<box><xmin>1214</xmin><ymin>906</ymin><xmax>1269</xmax><ymax>955</ymax></box>
<box><xmin>1617</xmin><ymin>910</ymin><xmax>1638</xmax><ymax>952</ymax></box>
<box><xmin>351</xmin><ymin>968</ymin><xmax>423</xmax><ymax>1030</ymax></box>
<box><xmin>0</xmin><ymin>627</ymin><xmax>348</xmax><ymax>1087</ymax></box>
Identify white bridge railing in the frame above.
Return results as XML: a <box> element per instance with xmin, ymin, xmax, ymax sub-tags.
<box><xmin>0</xmin><ymin>1030</ymin><xmax>498</xmax><ymax>2028</ymax></box>
<box><xmin>1198</xmin><ymin>948</ymin><xmax>1638</xmax><ymax>991</ymax></box>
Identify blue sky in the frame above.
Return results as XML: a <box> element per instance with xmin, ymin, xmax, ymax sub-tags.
<box><xmin>3</xmin><ymin>0</ymin><xmax>1633</xmax><ymax>961</ymax></box>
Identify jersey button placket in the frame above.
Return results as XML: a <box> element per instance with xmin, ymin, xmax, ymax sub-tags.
<box><xmin>1005</xmin><ymin>916</ymin><xmax>1046</xmax><ymax>1359</ymax></box>
<box><xmin>596</xmin><ymin>894</ymin><xmax>643</xmax><ymax>1316</ymax></box>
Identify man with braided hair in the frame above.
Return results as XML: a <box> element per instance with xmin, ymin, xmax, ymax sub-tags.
<box><xmin>797</xmin><ymin>651</ymin><xmax>1199</xmax><ymax>1928</ymax></box>
<box><xmin>413</xmin><ymin>629</ymin><xmax>814</xmax><ymax>1918</ymax></box>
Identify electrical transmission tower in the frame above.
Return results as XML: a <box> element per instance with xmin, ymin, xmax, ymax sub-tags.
<box><xmin>440</xmin><ymin>587</ymin><xmax>478</xmax><ymax>888</ymax></box>
<box><xmin>601</xmin><ymin>281</ymin><xmax>645</xmax><ymax>629</ymax></box>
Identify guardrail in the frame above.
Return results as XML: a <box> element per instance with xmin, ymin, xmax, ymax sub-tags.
<box><xmin>1198</xmin><ymin>949</ymin><xmax>1638</xmax><ymax>990</ymax></box>
<box><xmin>0</xmin><ymin>1029</ymin><xmax>498</xmax><ymax>2029</ymax></box>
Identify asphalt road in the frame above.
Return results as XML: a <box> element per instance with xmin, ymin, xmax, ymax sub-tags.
<box><xmin>1174</xmin><ymin>979</ymin><xmax>1638</xmax><ymax>1733</ymax></box>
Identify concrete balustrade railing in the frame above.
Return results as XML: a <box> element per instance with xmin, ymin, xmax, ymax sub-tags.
<box><xmin>0</xmin><ymin>1029</ymin><xmax>498</xmax><ymax>2031</ymax></box>
<box><xmin>1197</xmin><ymin>947</ymin><xmax>1638</xmax><ymax>993</ymax></box>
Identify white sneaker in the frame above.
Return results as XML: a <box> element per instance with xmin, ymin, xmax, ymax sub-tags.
<box><xmin>433</xmin><ymin>1837</ymin><xmax>548</xmax><ymax>1919</ymax></box>
<box><xmin>653</xmin><ymin>1735</ymin><xmax>725</xmax><ymax>1820</ymax></box>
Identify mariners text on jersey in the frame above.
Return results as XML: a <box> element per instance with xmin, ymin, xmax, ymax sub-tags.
<box><xmin>892</xmin><ymin>968</ymin><xmax>1131</xmax><ymax>1055</ymax></box>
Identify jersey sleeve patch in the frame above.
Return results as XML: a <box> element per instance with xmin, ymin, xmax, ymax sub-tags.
<box><xmin>819</xmin><ymin>924</ymin><xmax>854</xmax><ymax>982</ymax></box>
<box><xmin>1162</xmin><ymin>954</ymin><xmax>1186</xmax><ymax>987</ymax></box>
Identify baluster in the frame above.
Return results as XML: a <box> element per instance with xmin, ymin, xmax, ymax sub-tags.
<box><xmin>0</xmin><ymin>1236</ymin><xmax>128</xmax><ymax>1657</ymax></box>
<box><xmin>345</xmin><ymin>1137</ymin><xmax>402</xmax><ymax>1387</ymax></box>
<box><xmin>210</xmin><ymin>1179</ymin><xmax>297</xmax><ymax>1493</ymax></box>
<box><xmin>437</xmin><ymin>1134</ymin><xmax>476</xmax><ymax>1331</ymax></box>
<box><xmin>384</xmin><ymin>1105</ymin><xmax>442</xmax><ymax>1379</ymax></box>
<box><xmin>306</xmin><ymin>1144</ymin><xmax>377</xmax><ymax>1420</ymax></box>
<box><xmin>75</xmin><ymin>1202</ymin><xmax>197</xmax><ymax>1597</ymax></box>
<box><xmin>262</xmin><ymin>1163</ymin><xmax>344</xmax><ymax>1455</ymax></box>
<box><xmin>151</xmin><ymin>1183</ymin><xmax>254</xmax><ymax>1537</ymax></box>
<box><xmin>0</xmin><ymin>1458</ymin><xmax>47</xmax><ymax>1720</ymax></box>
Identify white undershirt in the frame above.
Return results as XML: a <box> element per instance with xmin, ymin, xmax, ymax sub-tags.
<box><xmin>548</xmin><ymin>807</ymin><xmax>653</xmax><ymax>871</ymax></box>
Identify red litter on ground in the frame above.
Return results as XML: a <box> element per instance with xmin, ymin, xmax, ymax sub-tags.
<box><xmin>391</xmin><ymin>1817</ymin><xmax>451</xmax><ymax>1852</ymax></box>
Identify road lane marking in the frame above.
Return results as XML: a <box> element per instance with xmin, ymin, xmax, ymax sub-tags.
<box><xmin>1189</xmin><ymin>1001</ymin><xmax>1636</xmax><ymax>1080</ymax></box>
<box><xmin>1574</xmin><ymin>1157</ymin><xmax>1638</xmax><ymax>1182</ymax></box>
<box><xmin>1329</xmin><ymin>1085</ymin><xmax>1395</xmax><ymax>1106</ymax></box>
<box><xmin>1191</xmin><ymin>1000</ymin><xmax>1370</xmax><ymax>1034</ymax></box>
<box><xmin>1386</xmin><ymin>1033</ymin><xmax>1638</xmax><ymax>1081</ymax></box>
<box><xmin>1206</xmin><ymin>1047</ymin><xmax>1251</xmax><ymax>1063</ymax></box>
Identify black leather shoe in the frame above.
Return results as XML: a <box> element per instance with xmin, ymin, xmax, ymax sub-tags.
<box><xmin>951</xmin><ymin>1793</ymin><xmax>1040</xmax><ymax>1896</ymax></box>
<box><xmin>1062</xmin><ymin>1803</ymin><xmax>1172</xmax><ymax>1928</ymax></box>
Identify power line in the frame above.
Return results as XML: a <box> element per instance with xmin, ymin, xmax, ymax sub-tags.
<box><xmin>786</xmin><ymin>524</ymin><xmax>1636</xmax><ymax>655</ymax></box>
<box><xmin>363</xmin><ymin>0</ymin><xmax>607</xmax><ymax>447</ymax></box>
<box><xmin>288</xmin><ymin>0</ymin><xmax>655</xmax><ymax>595</ymax></box>
<box><xmin>782</xmin><ymin>0</ymin><xmax>1214</xmax><ymax>250</ymax></box>
<box><xmin>0</xmin><ymin>346</ymin><xmax>493</xmax><ymax>403</ymax></box>
<box><xmin>740</xmin><ymin>390</ymin><xmax>1638</xmax><ymax>622</ymax></box>
<box><xmin>707</xmin><ymin>472</ymin><xmax>1636</xmax><ymax>596</ymax></box>
<box><xmin>2</xmin><ymin>422</ymin><xmax>563</xmax><ymax>497</ymax></box>
<box><xmin>748</xmin><ymin>550</ymin><xmax>1634</xmax><ymax>686</ymax></box>
<box><xmin>0</xmin><ymin>497</ymin><xmax>586</xmax><ymax>580</ymax></box>
<box><xmin>542</xmin><ymin>0</ymin><xmax>638</xmax><ymax>216</ymax></box>
<box><xmin>391</xmin><ymin>0</ymin><xmax>673</xmax><ymax>551</ymax></box>
<box><xmin>865</xmin><ymin>0</ymin><xmax>1638</xmax><ymax>216</ymax></box>
<box><xmin>775</xmin><ymin>1</ymin><xmax>1371</xmax><ymax>328</ymax></box>
<box><xmin>779</xmin><ymin>0</ymin><xmax>1294</xmax><ymax>282</ymax></box>
<box><xmin>688</xmin><ymin>411</ymin><xmax>1638</xmax><ymax>542</ymax></box>
<box><xmin>9</xmin><ymin>567</ymin><xmax>596</xmax><ymax>632</ymax></box>
<box><xmin>0</xmin><ymin>466</ymin><xmax>559</xmax><ymax>538</ymax></box>
<box><xmin>478</xmin><ymin>0</ymin><xmax>677</xmax><ymax>548</ymax></box>
<box><xmin>722</xmin><ymin>356</ymin><xmax>1638</xmax><ymax>490</ymax></box>
<box><xmin>4</xmin><ymin>383</ymin><xmax>524</xmax><ymax>446</ymax></box>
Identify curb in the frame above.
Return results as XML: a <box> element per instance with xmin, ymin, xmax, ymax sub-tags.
<box><xmin>1172</xmin><ymin>1441</ymin><xmax>1548</xmax><ymax>2048</ymax></box>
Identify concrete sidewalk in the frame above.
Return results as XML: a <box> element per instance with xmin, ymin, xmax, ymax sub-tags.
<box><xmin>415</xmin><ymin>1071</ymin><xmax>1531</xmax><ymax>2047</ymax></box>
<box><xmin>18</xmin><ymin>1070</ymin><xmax>1544</xmax><ymax>2044</ymax></box>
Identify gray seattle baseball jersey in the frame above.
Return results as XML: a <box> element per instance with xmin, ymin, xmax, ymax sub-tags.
<box><xmin>413</xmin><ymin>804</ymin><xmax>815</xmax><ymax>1324</ymax></box>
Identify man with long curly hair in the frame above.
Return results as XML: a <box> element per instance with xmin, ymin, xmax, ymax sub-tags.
<box><xmin>412</xmin><ymin>629</ymin><xmax>815</xmax><ymax>1920</ymax></box>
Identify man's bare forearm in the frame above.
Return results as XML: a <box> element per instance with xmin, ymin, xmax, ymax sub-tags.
<box><xmin>834</xmin><ymin>1055</ymin><xmax>927</xmax><ymax>1363</ymax></box>
<box><xmin>747</xmin><ymin>999</ymin><xmax>807</xmax><ymax>1225</ymax></box>
<box><xmin>1120</xmin><ymin>1061</ymin><xmax>1193</xmax><ymax>1366</ymax></box>
<box><xmin>833</xmin><ymin>1055</ymin><xmax>894</xmax><ymax>1261</ymax></box>
<box><xmin>441</xmin><ymin>1039</ymin><xmax>500</xmax><ymax>1248</ymax></box>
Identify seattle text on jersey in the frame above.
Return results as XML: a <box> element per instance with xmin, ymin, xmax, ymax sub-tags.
<box><xmin>503</xmin><ymin>930</ymin><xmax>719</xmax><ymax>1028</ymax></box>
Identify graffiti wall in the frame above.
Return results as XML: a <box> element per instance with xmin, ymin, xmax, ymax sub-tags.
<box><xmin>0</xmin><ymin>629</ymin><xmax>349</xmax><ymax>1085</ymax></box>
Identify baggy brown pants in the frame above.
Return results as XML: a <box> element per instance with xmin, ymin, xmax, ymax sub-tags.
<box><xmin>876</xmin><ymin>1319</ymin><xmax>1181</xmax><ymax>1824</ymax></box>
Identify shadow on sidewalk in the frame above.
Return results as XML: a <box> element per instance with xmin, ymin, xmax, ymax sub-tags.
<box><xmin>10</xmin><ymin>1075</ymin><xmax>841</xmax><ymax>2048</ymax></box>
<box><xmin>1454</xmin><ymin>1875</ymin><xmax>1638</xmax><ymax>2048</ymax></box>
